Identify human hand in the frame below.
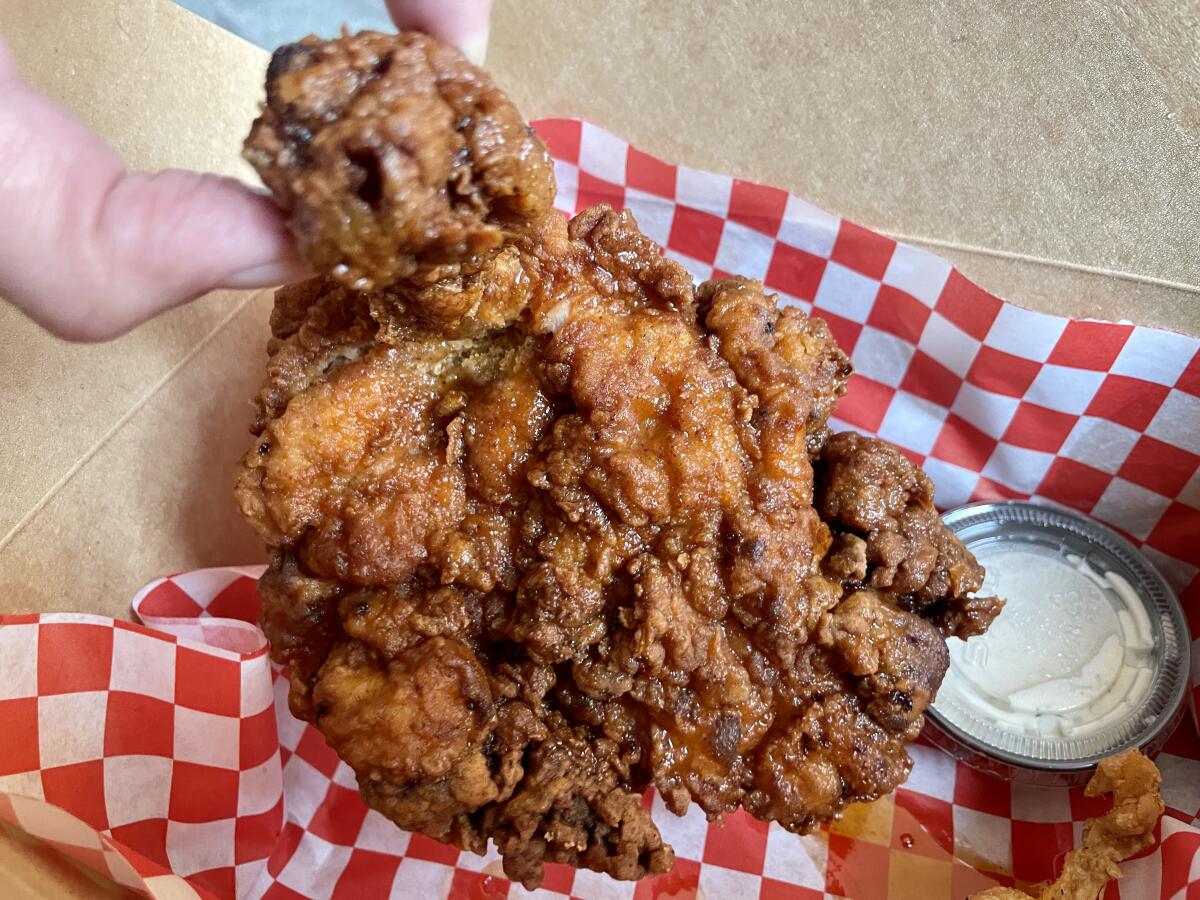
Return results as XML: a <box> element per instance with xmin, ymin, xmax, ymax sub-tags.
<box><xmin>386</xmin><ymin>0</ymin><xmax>494</xmax><ymax>65</ymax></box>
<box><xmin>0</xmin><ymin>36</ymin><xmax>307</xmax><ymax>340</ymax></box>
<box><xmin>0</xmin><ymin>0</ymin><xmax>494</xmax><ymax>341</ymax></box>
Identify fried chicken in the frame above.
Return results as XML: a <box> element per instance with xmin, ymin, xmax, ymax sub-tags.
<box><xmin>971</xmin><ymin>749</ymin><xmax>1163</xmax><ymax>900</ymax></box>
<box><xmin>238</xmin><ymin>30</ymin><xmax>1001</xmax><ymax>889</ymax></box>
<box><xmin>816</xmin><ymin>432</ymin><xmax>1004</xmax><ymax>637</ymax></box>
<box><xmin>244</xmin><ymin>30</ymin><xmax>556</xmax><ymax>301</ymax></box>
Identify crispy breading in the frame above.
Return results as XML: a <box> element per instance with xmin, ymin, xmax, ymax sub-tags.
<box><xmin>971</xmin><ymin>749</ymin><xmax>1164</xmax><ymax>900</ymax></box>
<box><xmin>816</xmin><ymin>431</ymin><xmax>1004</xmax><ymax>636</ymax></box>
<box><xmin>238</xmin><ymin>30</ymin><xmax>1001</xmax><ymax>889</ymax></box>
<box><xmin>245</xmin><ymin>30</ymin><xmax>555</xmax><ymax>298</ymax></box>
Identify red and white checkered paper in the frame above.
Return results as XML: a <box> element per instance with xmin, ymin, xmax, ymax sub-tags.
<box><xmin>2</xmin><ymin>119</ymin><xmax>1198</xmax><ymax>899</ymax></box>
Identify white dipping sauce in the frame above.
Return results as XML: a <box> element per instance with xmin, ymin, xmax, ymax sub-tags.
<box><xmin>940</xmin><ymin>544</ymin><xmax>1154</xmax><ymax>741</ymax></box>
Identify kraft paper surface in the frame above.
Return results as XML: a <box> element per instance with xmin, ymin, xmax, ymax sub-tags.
<box><xmin>0</xmin><ymin>0</ymin><xmax>1197</xmax><ymax>893</ymax></box>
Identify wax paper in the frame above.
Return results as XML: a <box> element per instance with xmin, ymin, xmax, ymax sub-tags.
<box><xmin>1</xmin><ymin>119</ymin><xmax>1198</xmax><ymax>899</ymax></box>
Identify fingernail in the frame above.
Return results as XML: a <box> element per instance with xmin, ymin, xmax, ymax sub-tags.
<box><xmin>459</xmin><ymin>26</ymin><xmax>490</xmax><ymax>66</ymax></box>
<box><xmin>223</xmin><ymin>258</ymin><xmax>312</xmax><ymax>290</ymax></box>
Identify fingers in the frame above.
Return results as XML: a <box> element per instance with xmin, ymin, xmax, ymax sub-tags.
<box><xmin>88</xmin><ymin>171</ymin><xmax>308</xmax><ymax>330</ymax></box>
<box><xmin>386</xmin><ymin>0</ymin><xmax>494</xmax><ymax>64</ymax></box>
<box><xmin>0</xmin><ymin>44</ymin><xmax>306</xmax><ymax>341</ymax></box>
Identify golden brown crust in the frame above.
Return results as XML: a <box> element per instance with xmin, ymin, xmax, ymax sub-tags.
<box><xmin>970</xmin><ymin>749</ymin><xmax>1163</xmax><ymax>900</ymax></box>
<box><xmin>238</xmin><ymin>31</ymin><xmax>997</xmax><ymax>890</ymax></box>
<box><xmin>245</xmin><ymin>31</ymin><xmax>555</xmax><ymax>295</ymax></box>
<box><xmin>698</xmin><ymin>276</ymin><xmax>851</xmax><ymax>455</ymax></box>
<box><xmin>815</xmin><ymin>431</ymin><xmax>1003</xmax><ymax>637</ymax></box>
<box><xmin>236</xmin><ymin>219</ymin><xmax>984</xmax><ymax>887</ymax></box>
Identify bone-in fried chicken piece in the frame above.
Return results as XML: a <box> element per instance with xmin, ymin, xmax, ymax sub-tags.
<box><xmin>238</xmin><ymin>30</ymin><xmax>999</xmax><ymax>889</ymax></box>
<box><xmin>245</xmin><ymin>31</ymin><xmax>555</xmax><ymax>295</ymax></box>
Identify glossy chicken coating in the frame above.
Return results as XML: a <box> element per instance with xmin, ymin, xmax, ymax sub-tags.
<box><xmin>238</xmin><ymin>30</ymin><xmax>1000</xmax><ymax>890</ymax></box>
<box><xmin>816</xmin><ymin>431</ymin><xmax>1004</xmax><ymax>637</ymax></box>
<box><xmin>972</xmin><ymin>749</ymin><xmax>1162</xmax><ymax>900</ymax></box>
<box><xmin>245</xmin><ymin>31</ymin><xmax>555</xmax><ymax>296</ymax></box>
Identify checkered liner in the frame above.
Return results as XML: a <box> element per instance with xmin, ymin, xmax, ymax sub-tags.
<box><xmin>1</xmin><ymin>118</ymin><xmax>1198</xmax><ymax>899</ymax></box>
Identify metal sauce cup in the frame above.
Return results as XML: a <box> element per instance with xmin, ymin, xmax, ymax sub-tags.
<box><xmin>926</xmin><ymin>501</ymin><xmax>1190</xmax><ymax>786</ymax></box>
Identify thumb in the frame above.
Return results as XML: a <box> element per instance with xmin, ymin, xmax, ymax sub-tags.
<box><xmin>0</xmin><ymin>39</ymin><xmax>306</xmax><ymax>341</ymax></box>
<box><xmin>386</xmin><ymin>0</ymin><xmax>494</xmax><ymax>65</ymax></box>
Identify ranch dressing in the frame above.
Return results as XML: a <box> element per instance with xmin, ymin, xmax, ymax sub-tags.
<box><xmin>928</xmin><ymin>501</ymin><xmax>1188</xmax><ymax>783</ymax></box>
<box><xmin>939</xmin><ymin>545</ymin><xmax>1153</xmax><ymax>742</ymax></box>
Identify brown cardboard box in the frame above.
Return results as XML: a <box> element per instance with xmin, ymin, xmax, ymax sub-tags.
<box><xmin>486</xmin><ymin>0</ymin><xmax>1200</xmax><ymax>329</ymax></box>
<box><xmin>0</xmin><ymin>0</ymin><xmax>1196</xmax><ymax>891</ymax></box>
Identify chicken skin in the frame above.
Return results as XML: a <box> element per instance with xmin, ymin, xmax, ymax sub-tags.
<box><xmin>238</xmin><ymin>30</ymin><xmax>1000</xmax><ymax>889</ymax></box>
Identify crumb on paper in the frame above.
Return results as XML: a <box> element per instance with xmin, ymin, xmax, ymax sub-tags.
<box><xmin>970</xmin><ymin>748</ymin><xmax>1164</xmax><ymax>900</ymax></box>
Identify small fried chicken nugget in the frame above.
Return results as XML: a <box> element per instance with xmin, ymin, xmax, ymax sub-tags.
<box><xmin>971</xmin><ymin>749</ymin><xmax>1164</xmax><ymax>900</ymax></box>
